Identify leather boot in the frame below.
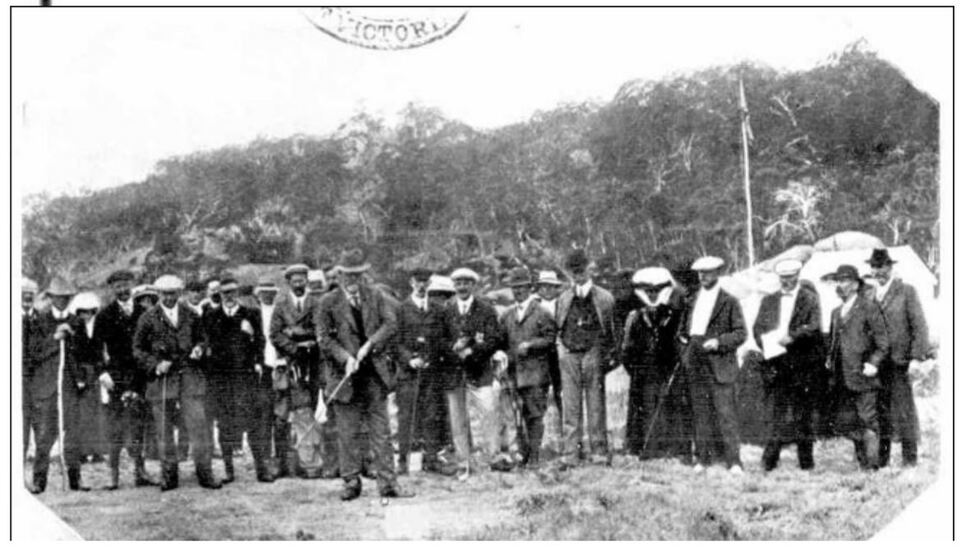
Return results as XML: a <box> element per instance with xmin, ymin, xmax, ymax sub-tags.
<box><xmin>105</xmin><ymin>449</ymin><xmax>122</xmax><ymax>490</ymax></box>
<box><xmin>160</xmin><ymin>463</ymin><xmax>179</xmax><ymax>492</ymax></box>
<box><xmin>197</xmin><ymin>465</ymin><xmax>223</xmax><ymax>490</ymax></box>
<box><xmin>134</xmin><ymin>455</ymin><xmax>158</xmax><ymax>487</ymax></box>
<box><xmin>761</xmin><ymin>440</ymin><xmax>781</xmax><ymax>472</ymax></box>
<box><xmin>902</xmin><ymin>439</ymin><xmax>918</xmax><ymax>466</ymax></box>
<box><xmin>67</xmin><ymin>466</ymin><xmax>91</xmax><ymax>492</ymax></box>
<box><xmin>797</xmin><ymin>440</ymin><xmax>815</xmax><ymax>470</ymax></box>
<box><xmin>106</xmin><ymin>466</ymin><xmax>120</xmax><ymax>491</ymax></box>
<box><xmin>862</xmin><ymin>430</ymin><xmax>880</xmax><ymax>470</ymax></box>
<box><xmin>340</xmin><ymin>477</ymin><xmax>362</xmax><ymax>501</ymax></box>
<box><xmin>30</xmin><ymin>472</ymin><xmax>47</xmax><ymax>494</ymax></box>
<box><xmin>255</xmin><ymin>459</ymin><xmax>275</xmax><ymax>483</ymax></box>
<box><xmin>878</xmin><ymin>437</ymin><xmax>892</xmax><ymax>468</ymax></box>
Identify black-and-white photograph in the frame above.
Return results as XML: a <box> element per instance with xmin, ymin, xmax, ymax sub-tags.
<box><xmin>8</xmin><ymin>3</ymin><xmax>955</xmax><ymax>541</ymax></box>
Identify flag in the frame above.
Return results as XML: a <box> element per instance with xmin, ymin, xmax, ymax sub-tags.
<box><xmin>739</xmin><ymin>78</ymin><xmax>755</xmax><ymax>141</ymax></box>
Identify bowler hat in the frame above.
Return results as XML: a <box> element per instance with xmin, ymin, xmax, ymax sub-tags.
<box><xmin>565</xmin><ymin>250</ymin><xmax>590</xmax><ymax>274</ymax></box>
<box><xmin>254</xmin><ymin>280</ymin><xmax>278</xmax><ymax>294</ymax></box>
<box><xmin>106</xmin><ymin>270</ymin><xmax>135</xmax><ymax>285</ymax></box>
<box><xmin>506</xmin><ymin>267</ymin><xmax>532</xmax><ymax>287</ymax></box>
<box><xmin>334</xmin><ymin>249</ymin><xmax>371</xmax><ymax>274</ymax></box>
<box><xmin>45</xmin><ymin>277</ymin><xmax>77</xmax><ymax>297</ymax></box>
<box><xmin>773</xmin><ymin>259</ymin><xmax>803</xmax><ymax>277</ymax></box>
<box><xmin>865</xmin><ymin>248</ymin><xmax>896</xmax><ymax>268</ymax></box>
<box><xmin>824</xmin><ymin>264</ymin><xmax>863</xmax><ymax>284</ymax></box>
<box><xmin>409</xmin><ymin>267</ymin><xmax>432</xmax><ymax>281</ymax></box>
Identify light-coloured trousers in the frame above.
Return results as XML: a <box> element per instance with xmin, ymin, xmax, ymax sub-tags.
<box><xmin>446</xmin><ymin>382</ymin><xmax>509</xmax><ymax>464</ymax></box>
<box><xmin>558</xmin><ymin>343</ymin><xmax>609</xmax><ymax>461</ymax></box>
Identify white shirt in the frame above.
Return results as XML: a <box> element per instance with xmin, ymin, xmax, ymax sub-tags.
<box><xmin>161</xmin><ymin>303</ymin><xmax>179</xmax><ymax>327</ymax></box>
<box><xmin>119</xmin><ymin>299</ymin><xmax>134</xmax><ymax>316</ymax></box>
<box><xmin>52</xmin><ymin>307</ymin><xmax>70</xmax><ymax>321</ymax></box>
<box><xmin>186</xmin><ymin>302</ymin><xmax>204</xmax><ymax>316</ymax></box>
<box><xmin>85</xmin><ymin>317</ymin><xmax>96</xmax><ymax>339</ymax></box>
<box><xmin>290</xmin><ymin>292</ymin><xmax>308</xmax><ymax>313</ymax></box>
<box><xmin>223</xmin><ymin>303</ymin><xmax>239</xmax><ymax>318</ymax></box>
<box><xmin>689</xmin><ymin>281</ymin><xmax>720</xmax><ymax>336</ymax></box>
<box><xmin>575</xmin><ymin>280</ymin><xmax>593</xmax><ymax>299</ymax></box>
<box><xmin>538</xmin><ymin>297</ymin><xmax>556</xmax><ymax>318</ymax></box>
<box><xmin>874</xmin><ymin>277</ymin><xmax>894</xmax><ymax>303</ymax></box>
<box><xmin>778</xmin><ymin>285</ymin><xmax>799</xmax><ymax>331</ymax></box>
<box><xmin>260</xmin><ymin>303</ymin><xmax>277</xmax><ymax>367</ymax></box>
<box><xmin>411</xmin><ymin>294</ymin><xmax>428</xmax><ymax>312</ymax></box>
<box><xmin>515</xmin><ymin>300</ymin><xmax>530</xmax><ymax>323</ymax></box>
<box><xmin>457</xmin><ymin>296</ymin><xmax>474</xmax><ymax>316</ymax></box>
<box><xmin>839</xmin><ymin>294</ymin><xmax>857</xmax><ymax>320</ymax></box>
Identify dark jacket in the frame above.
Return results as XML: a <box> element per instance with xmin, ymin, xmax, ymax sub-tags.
<box><xmin>93</xmin><ymin>300</ymin><xmax>144</xmax><ymax>394</ymax></box>
<box><xmin>872</xmin><ymin>279</ymin><xmax>931</xmax><ymax>365</ymax></box>
<box><xmin>828</xmin><ymin>295</ymin><xmax>890</xmax><ymax>392</ymax></box>
<box><xmin>25</xmin><ymin>309</ymin><xmax>83</xmax><ymax>401</ymax></box>
<box><xmin>753</xmin><ymin>287</ymin><xmax>825</xmax><ymax>388</ymax></box>
<box><xmin>132</xmin><ymin>303</ymin><xmax>208</xmax><ymax>402</ymax></box>
<box><xmin>621</xmin><ymin>296</ymin><xmax>684</xmax><ymax>374</ymax></box>
<box><xmin>499</xmin><ymin>299</ymin><xmax>557</xmax><ymax>388</ymax></box>
<box><xmin>395</xmin><ymin>297</ymin><xmax>450</xmax><ymax>376</ymax></box>
<box><xmin>315</xmin><ymin>285</ymin><xmax>398</xmax><ymax>403</ymax></box>
<box><xmin>202</xmin><ymin>304</ymin><xmax>264</xmax><ymax>377</ymax></box>
<box><xmin>555</xmin><ymin>284</ymin><xmax>616</xmax><ymax>358</ymax></box>
<box><xmin>443</xmin><ymin>296</ymin><xmax>503</xmax><ymax>389</ymax></box>
<box><xmin>73</xmin><ymin>319</ymin><xmax>104</xmax><ymax>388</ymax></box>
<box><xmin>679</xmin><ymin>287</ymin><xmax>747</xmax><ymax>384</ymax></box>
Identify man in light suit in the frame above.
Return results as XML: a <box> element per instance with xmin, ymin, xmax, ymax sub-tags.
<box><xmin>752</xmin><ymin>259</ymin><xmax>825</xmax><ymax>471</ymax></box>
<box><xmin>825</xmin><ymin>264</ymin><xmax>890</xmax><ymax>470</ymax></box>
<box><xmin>315</xmin><ymin>249</ymin><xmax>412</xmax><ymax>501</ymax></box>
<box><xmin>556</xmin><ymin>250</ymin><xmax>616</xmax><ymax>468</ymax></box>
<box><xmin>678</xmin><ymin>256</ymin><xmax>747</xmax><ymax>474</ymax></box>
<box><xmin>866</xmin><ymin>249</ymin><xmax>932</xmax><ymax>467</ymax></box>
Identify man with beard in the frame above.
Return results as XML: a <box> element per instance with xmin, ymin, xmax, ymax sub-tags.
<box><xmin>678</xmin><ymin>256</ymin><xmax>747</xmax><ymax>475</ymax></box>
<box><xmin>394</xmin><ymin>268</ymin><xmax>455</xmax><ymax>475</ymax></box>
<box><xmin>271</xmin><ymin>264</ymin><xmax>339</xmax><ymax>478</ymax></box>
<box><xmin>94</xmin><ymin>270</ymin><xmax>157</xmax><ymax>489</ymax></box>
<box><xmin>203</xmin><ymin>276</ymin><xmax>273</xmax><ymax>483</ymax></box>
<box><xmin>133</xmin><ymin>275</ymin><xmax>221</xmax><ymax>491</ymax></box>
<box><xmin>865</xmin><ymin>248</ymin><xmax>930</xmax><ymax>468</ymax></box>
<box><xmin>753</xmin><ymin>259</ymin><xmax>824</xmax><ymax>472</ymax></box>
<box><xmin>24</xmin><ymin>278</ymin><xmax>89</xmax><ymax>493</ymax></box>
<box><xmin>825</xmin><ymin>264</ymin><xmax>890</xmax><ymax>470</ymax></box>
<box><xmin>315</xmin><ymin>249</ymin><xmax>412</xmax><ymax>501</ymax></box>
<box><xmin>621</xmin><ymin>267</ymin><xmax>690</xmax><ymax>463</ymax></box>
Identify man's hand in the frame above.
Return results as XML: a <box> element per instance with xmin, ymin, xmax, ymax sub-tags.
<box><xmin>408</xmin><ymin>357</ymin><xmax>427</xmax><ymax>370</ymax></box>
<box><xmin>778</xmin><ymin>333</ymin><xmax>793</xmax><ymax>347</ymax></box>
<box><xmin>862</xmin><ymin>362</ymin><xmax>878</xmax><ymax>377</ymax></box>
<box><xmin>345</xmin><ymin>357</ymin><xmax>359</xmax><ymax>377</ymax></box>
<box><xmin>453</xmin><ymin>337</ymin><xmax>470</xmax><ymax>354</ymax></box>
<box><xmin>492</xmin><ymin>350</ymin><xmax>509</xmax><ymax>371</ymax></box>
<box><xmin>189</xmin><ymin>345</ymin><xmax>204</xmax><ymax>360</ymax></box>
<box><xmin>240</xmin><ymin>319</ymin><xmax>254</xmax><ymax>336</ymax></box>
<box><xmin>702</xmin><ymin>338</ymin><xmax>719</xmax><ymax>352</ymax></box>
<box><xmin>76</xmin><ymin>381</ymin><xmax>87</xmax><ymax>391</ymax></box>
<box><xmin>99</xmin><ymin>372</ymin><xmax>114</xmax><ymax>391</ymax></box>
<box><xmin>156</xmin><ymin>360</ymin><xmax>173</xmax><ymax>376</ymax></box>
<box><xmin>356</xmin><ymin>341</ymin><xmax>372</xmax><ymax>363</ymax></box>
<box><xmin>53</xmin><ymin>323</ymin><xmax>73</xmax><ymax>341</ymax></box>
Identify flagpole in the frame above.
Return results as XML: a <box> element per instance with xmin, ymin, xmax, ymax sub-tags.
<box><xmin>740</xmin><ymin>78</ymin><xmax>755</xmax><ymax>269</ymax></box>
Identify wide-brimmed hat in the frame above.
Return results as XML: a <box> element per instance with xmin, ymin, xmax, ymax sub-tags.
<box><xmin>284</xmin><ymin>263</ymin><xmax>310</xmax><ymax>279</ymax></box>
<box><xmin>334</xmin><ymin>249</ymin><xmax>371</xmax><ymax>274</ymax></box>
<box><xmin>823</xmin><ymin>264</ymin><xmax>863</xmax><ymax>284</ymax></box>
<box><xmin>506</xmin><ymin>267</ymin><xmax>532</xmax><ymax>287</ymax></box>
<box><xmin>71</xmin><ymin>291</ymin><xmax>102</xmax><ymax>312</ymax></box>
<box><xmin>691</xmin><ymin>256</ymin><xmax>725</xmax><ymax>272</ymax></box>
<box><xmin>536</xmin><ymin>270</ymin><xmax>562</xmax><ymax>286</ymax></box>
<box><xmin>632</xmin><ymin>267</ymin><xmax>673</xmax><ymax>288</ymax></box>
<box><xmin>154</xmin><ymin>275</ymin><xmax>184</xmax><ymax>292</ymax></box>
<box><xmin>45</xmin><ymin>277</ymin><xmax>78</xmax><ymax>297</ymax></box>
<box><xmin>565</xmin><ymin>250</ymin><xmax>590</xmax><ymax>274</ymax></box>
<box><xmin>106</xmin><ymin>270</ymin><xmax>135</xmax><ymax>285</ymax></box>
<box><xmin>865</xmin><ymin>248</ymin><xmax>896</xmax><ymax>268</ymax></box>
<box><xmin>773</xmin><ymin>259</ymin><xmax>803</xmax><ymax>277</ymax></box>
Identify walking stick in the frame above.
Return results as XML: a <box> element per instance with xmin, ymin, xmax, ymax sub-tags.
<box><xmin>56</xmin><ymin>339</ymin><xmax>68</xmax><ymax>491</ymax></box>
<box><xmin>324</xmin><ymin>370</ymin><xmax>354</xmax><ymax>407</ymax></box>
<box><xmin>640</xmin><ymin>362</ymin><xmax>682</xmax><ymax>454</ymax></box>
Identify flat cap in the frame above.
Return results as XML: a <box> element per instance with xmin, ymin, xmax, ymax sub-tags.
<box><xmin>106</xmin><ymin>270</ymin><xmax>135</xmax><ymax>285</ymax></box>
<box><xmin>428</xmin><ymin>274</ymin><xmax>456</xmax><ymax>294</ymax></box>
<box><xmin>254</xmin><ymin>280</ymin><xmax>278</xmax><ymax>294</ymax></box>
<box><xmin>71</xmin><ymin>291</ymin><xmax>102</xmax><ymax>311</ymax></box>
<box><xmin>450</xmin><ymin>268</ymin><xmax>480</xmax><ymax>282</ymax></box>
<box><xmin>284</xmin><ymin>263</ymin><xmax>310</xmax><ymax>279</ymax></box>
<box><xmin>132</xmin><ymin>284</ymin><xmax>159</xmax><ymax>299</ymax></box>
<box><xmin>773</xmin><ymin>259</ymin><xmax>803</xmax><ymax>276</ymax></box>
<box><xmin>632</xmin><ymin>267</ymin><xmax>674</xmax><ymax>287</ymax></box>
<box><xmin>22</xmin><ymin>277</ymin><xmax>38</xmax><ymax>294</ymax></box>
<box><xmin>691</xmin><ymin>256</ymin><xmax>725</xmax><ymax>272</ymax></box>
<box><xmin>154</xmin><ymin>275</ymin><xmax>184</xmax><ymax>291</ymax></box>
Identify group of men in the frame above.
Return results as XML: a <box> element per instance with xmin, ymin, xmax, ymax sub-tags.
<box><xmin>21</xmin><ymin>245</ymin><xmax>932</xmax><ymax>501</ymax></box>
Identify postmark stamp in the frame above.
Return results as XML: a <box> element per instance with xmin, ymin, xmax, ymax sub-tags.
<box><xmin>304</xmin><ymin>8</ymin><xmax>468</xmax><ymax>51</ymax></box>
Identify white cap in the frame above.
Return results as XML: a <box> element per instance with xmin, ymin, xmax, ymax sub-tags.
<box><xmin>308</xmin><ymin>269</ymin><xmax>325</xmax><ymax>284</ymax></box>
<box><xmin>773</xmin><ymin>259</ymin><xmax>803</xmax><ymax>276</ymax></box>
<box><xmin>428</xmin><ymin>274</ymin><xmax>456</xmax><ymax>294</ymax></box>
<box><xmin>632</xmin><ymin>267</ymin><xmax>674</xmax><ymax>287</ymax></box>
<box><xmin>536</xmin><ymin>270</ymin><xmax>562</xmax><ymax>286</ymax></box>
<box><xmin>691</xmin><ymin>256</ymin><xmax>725</xmax><ymax>272</ymax></box>
<box><xmin>22</xmin><ymin>277</ymin><xmax>38</xmax><ymax>294</ymax></box>
<box><xmin>450</xmin><ymin>268</ymin><xmax>480</xmax><ymax>282</ymax></box>
<box><xmin>71</xmin><ymin>291</ymin><xmax>102</xmax><ymax>312</ymax></box>
<box><xmin>154</xmin><ymin>275</ymin><xmax>184</xmax><ymax>292</ymax></box>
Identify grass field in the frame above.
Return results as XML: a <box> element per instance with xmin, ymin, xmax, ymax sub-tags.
<box><xmin>29</xmin><ymin>395</ymin><xmax>938</xmax><ymax>540</ymax></box>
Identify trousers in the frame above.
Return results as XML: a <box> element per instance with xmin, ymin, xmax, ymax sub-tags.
<box><xmin>332</xmin><ymin>367</ymin><xmax>396</xmax><ymax>490</ymax></box>
<box><xmin>558</xmin><ymin>344</ymin><xmax>609</xmax><ymax>462</ymax></box>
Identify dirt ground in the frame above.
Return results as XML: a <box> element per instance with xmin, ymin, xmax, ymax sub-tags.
<box><xmin>27</xmin><ymin>397</ymin><xmax>939</xmax><ymax>540</ymax></box>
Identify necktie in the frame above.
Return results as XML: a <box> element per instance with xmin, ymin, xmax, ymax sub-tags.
<box><xmin>350</xmin><ymin>295</ymin><xmax>359</xmax><ymax>309</ymax></box>
<box><xmin>296</xmin><ymin>299</ymin><xmax>303</xmax><ymax>314</ymax></box>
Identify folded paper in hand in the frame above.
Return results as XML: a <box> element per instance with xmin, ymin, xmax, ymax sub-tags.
<box><xmin>761</xmin><ymin>329</ymin><xmax>788</xmax><ymax>360</ymax></box>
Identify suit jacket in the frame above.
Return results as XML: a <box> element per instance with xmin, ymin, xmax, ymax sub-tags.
<box><xmin>25</xmin><ymin>309</ymin><xmax>83</xmax><ymax>401</ymax></box>
<box><xmin>499</xmin><ymin>299</ymin><xmax>557</xmax><ymax>388</ymax></box>
<box><xmin>621</xmin><ymin>297</ymin><xmax>684</xmax><ymax>373</ymax></box>
<box><xmin>315</xmin><ymin>285</ymin><xmax>398</xmax><ymax>403</ymax></box>
<box><xmin>132</xmin><ymin>303</ymin><xmax>208</xmax><ymax>401</ymax></box>
<box><xmin>679</xmin><ymin>287</ymin><xmax>747</xmax><ymax>384</ymax></box>
<box><xmin>828</xmin><ymin>296</ymin><xmax>890</xmax><ymax>392</ymax></box>
<box><xmin>202</xmin><ymin>304</ymin><xmax>264</xmax><ymax>378</ymax></box>
<box><xmin>395</xmin><ymin>297</ymin><xmax>450</xmax><ymax>378</ymax></box>
<box><xmin>873</xmin><ymin>279</ymin><xmax>931</xmax><ymax>365</ymax></box>
<box><xmin>752</xmin><ymin>287</ymin><xmax>824</xmax><ymax>388</ymax></box>
<box><xmin>555</xmin><ymin>284</ymin><xmax>616</xmax><ymax>359</ymax></box>
<box><xmin>93</xmin><ymin>299</ymin><xmax>144</xmax><ymax>394</ymax></box>
<box><xmin>443</xmin><ymin>297</ymin><xmax>503</xmax><ymax>389</ymax></box>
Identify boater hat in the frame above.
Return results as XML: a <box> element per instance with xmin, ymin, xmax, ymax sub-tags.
<box><xmin>427</xmin><ymin>275</ymin><xmax>456</xmax><ymax>294</ymax></box>
<box><xmin>536</xmin><ymin>270</ymin><xmax>562</xmax><ymax>286</ymax></box>
<box><xmin>71</xmin><ymin>291</ymin><xmax>102</xmax><ymax>312</ymax></box>
<box><xmin>22</xmin><ymin>277</ymin><xmax>39</xmax><ymax>294</ymax></box>
<box><xmin>691</xmin><ymin>256</ymin><xmax>725</xmax><ymax>272</ymax></box>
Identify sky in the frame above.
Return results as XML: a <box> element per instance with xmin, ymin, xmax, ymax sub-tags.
<box><xmin>11</xmin><ymin>7</ymin><xmax>953</xmax><ymax>198</ymax></box>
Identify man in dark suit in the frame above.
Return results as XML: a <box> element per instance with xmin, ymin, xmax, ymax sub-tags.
<box><xmin>94</xmin><ymin>270</ymin><xmax>157</xmax><ymax>489</ymax></box>
<box><xmin>621</xmin><ymin>267</ymin><xmax>690</xmax><ymax>463</ymax></box>
<box><xmin>825</xmin><ymin>264</ymin><xmax>890</xmax><ymax>470</ymax></box>
<box><xmin>133</xmin><ymin>275</ymin><xmax>221</xmax><ymax>491</ymax></box>
<box><xmin>22</xmin><ymin>278</ymin><xmax>39</xmax><ymax>463</ymax></box>
<box><xmin>866</xmin><ymin>249</ymin><xmax>932</xmax><ymax>467</ymax></box>
<box><xmin>24</xmin><ymin>278</ymin><xmax>89</xmax><ymax>493</ymax></box>
<box><xmin>203</xmin><ymin>276</ymin><xmax>273</xmax><ymax>483</ymax></box>
<box><xmin>535</xmin><ymin>270</ymin><xmax>564</xmax><ymax>441</ymax></box>
<box><xmin>442</xmin><ymin>267</ymin><xmax>504</xmax><ymax>479</ymax></box>
<box><xmin>753</xmin><ymin>259</ymin><xmax>825</xmax><ymax>472</ymax></box>
<box><xmin>678</xmin><ymin>256</ymin><xmax>747</xmax><ymax>474</ymax></box>
<box><xmin>315</xmin><ymin>249</ymin><xmax>411</xmax><ymax>501</ymax></box>
<box><xmin>498</xmin><ymin>267</ymin><xmax>557</xmax><ymax>467</ymax></box>
<box><xmin>394</xmin><ymin>267</ymin><xmax>454</xmax><ymax>476</ymax></box>
<box><xmin>556</xmin><ymin>250</ymin><xmax>616</xmax><ymax>468</ymax></box>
